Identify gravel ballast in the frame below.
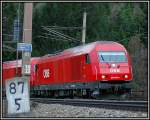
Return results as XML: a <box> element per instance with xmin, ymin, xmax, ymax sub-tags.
<box><xmin>2</xmin><ymin>100</ymin><xmax>148</xmax><ymax>118</ymax></box>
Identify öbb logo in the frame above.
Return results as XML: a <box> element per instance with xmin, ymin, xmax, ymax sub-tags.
<box><xmin>110</xmin><ymin>68</ymin><xmax>120</xmax><ymax>73</ymax></box>
<box><xmin>43</xmin><ymin>69</ymin><xmax>50</xmax><ymax>78</ymax></box>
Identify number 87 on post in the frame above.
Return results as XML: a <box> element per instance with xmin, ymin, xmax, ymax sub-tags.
<box><xmin>5</xmin><ymin>77</ymin><xmax>30</xmax><ymax>114</ymax></box>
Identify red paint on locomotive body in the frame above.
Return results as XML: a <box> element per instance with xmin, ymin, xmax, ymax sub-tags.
<box><xmin>2</xmin><ymin>41</ymin><xmax>133</xmax><ymax>87</ymax></box>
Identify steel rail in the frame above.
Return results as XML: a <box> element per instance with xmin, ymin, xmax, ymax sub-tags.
<box><xmin>30</xmin><ymin>98</ymin><xmax>148</xmax><ymax>112</ymax></box>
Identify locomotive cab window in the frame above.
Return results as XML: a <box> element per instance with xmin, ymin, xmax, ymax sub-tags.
<box><xmin>85</xmin><ymin>54</ymin><xmax>90</xmax><ymax>64</ymax></box>
<box><xmin>99</xmin><ymin>51</ymin><xmax>127</xmax><ymax>63</ymax></box>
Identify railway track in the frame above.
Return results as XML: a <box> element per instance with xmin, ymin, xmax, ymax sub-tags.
<box><xmin>30</xmin><ymin>98</ymin><xmax>148</xmax><ymax>112</ymax></box>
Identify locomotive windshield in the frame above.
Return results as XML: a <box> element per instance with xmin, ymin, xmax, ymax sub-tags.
<box><xmin>99</xmin><ymin>51</ymin><xmax>127</xmax><ymax>62</ymax></box>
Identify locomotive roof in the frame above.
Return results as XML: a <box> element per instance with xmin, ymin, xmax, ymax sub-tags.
<box><xmin>40</xmin><ymin>41</ymin><xmax>125</xmax><ymax>62</ymax></box>
<box><xmin>44</xmin><ymin>41</ymin><xmax>123</xmax><ymax>56</ymax></box>
<box><xmin>64</xmin><ymin>41</ymin><xmax>124</xmax><ymax>53</ymax></box>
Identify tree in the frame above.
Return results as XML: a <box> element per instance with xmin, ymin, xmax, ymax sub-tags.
<box><xmin>128</xmin><ymin>35</ymin><xmax>148</xmax><ymax>100</ymax></box>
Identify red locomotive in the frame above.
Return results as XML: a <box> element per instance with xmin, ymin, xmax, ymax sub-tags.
<box><xmin>2</xmin><ymin>41</ymin><xmax>133</xmax><ymax>97</ymax></box>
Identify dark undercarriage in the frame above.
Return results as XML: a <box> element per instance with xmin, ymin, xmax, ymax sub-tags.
<box><xmin>30</xmin><ymin>80</ymin><xmax>132</xmax><ymax>98</ymax></box>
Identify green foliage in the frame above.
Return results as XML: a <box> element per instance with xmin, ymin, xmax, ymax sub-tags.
<box><xmin>2</xmin><ymin>2</ymin><xmax>148</xmax><ymax>58</ymax></box>
<box><xmin>2</xmin><ymin>2</ymin><xmax>148</xmax><ymax>100</ymax></box>
<box><xmin>128</xmin><ymin>36</ymin><xmax>148</xmax><ymax>99</ymax></box>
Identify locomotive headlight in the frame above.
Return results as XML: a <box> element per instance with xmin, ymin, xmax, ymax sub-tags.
<box><xmin>101</xmin><ymin>75</ymin><xmax>106</xmax><ymax>79</ymax></box>
<box><xmin>124</xmin><ymin>75</ymin><xmax>128</xmax><ymax>78</ymax></box>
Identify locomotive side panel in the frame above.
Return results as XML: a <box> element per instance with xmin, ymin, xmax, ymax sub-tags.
<box><xmin>57</xmin><ymin>60</ymin><xmax>63</xmax><ymax>84</ymax></box>
<box><xmin>70</xmin><ymin>55</ymin><xmax>82</xmax><ymax>82</ymax></box>
<box><xmin>82</xmin><ymin>54</ymin><xmax>96</xmax><ymax>82</ymax></box>
<box><xmin>63</xmin><ymin>58</ymin><xmax>72</xmax><ymax>83</ymax></box>
<box><xmin>61</xmin><ymin>55</ymin><xmax>85</xmax><ymax>83</ymax></box>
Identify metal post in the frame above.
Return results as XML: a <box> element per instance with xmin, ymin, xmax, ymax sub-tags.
<box><xmin>22</xmin><ymin>3</ymin><xmax>33</xmax><ymax>44</ymax></box>
<box><xmin>22</xmin><ymin>2</ymin><xmax>33</xmax><ymax>101</ymax></box>
<box><xmin>82</xmin><ymin>11</ymin><xmax>87</xmax><ymax>45</ymax></box>
<box><xmin>22</xmin><ymin>3</ymin><xmax>33</xmax><ymax>75</ymax></box>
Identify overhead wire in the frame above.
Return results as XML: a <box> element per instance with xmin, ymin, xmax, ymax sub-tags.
<box><xmin>42</xmin><ymin>27</ymin><xmax>74</xmax><ymax>42</ymax></box>
<box><xmin>3</xmin><ymin>44</ymin><xmax>16</xmax><ymax>51</ymax></box>
<box><xmin>42</xmin><ymin>26</ymin><xmax>80</xmax><ymax>42</ymax></box>
<box><xmin>44</xmin><ymin>26</ymin><xmax>82</xmax><ymax>30</ymax></box>
<box><xmin>39</xmin><ymin>32</ymin><xmax>79</xmax><ymax>43</ymax></box>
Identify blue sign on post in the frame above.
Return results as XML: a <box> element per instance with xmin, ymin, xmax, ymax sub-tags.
<box><xmin>17</xmin><ymin>43</ymin><xmax>32</xmax><ymax>52</ymax></box>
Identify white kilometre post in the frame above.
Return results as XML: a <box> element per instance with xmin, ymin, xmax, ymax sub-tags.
<box><xmin>82</xmin><ymin>11</ymin><xmax>87</xmax><ymax>45</ymax></box>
